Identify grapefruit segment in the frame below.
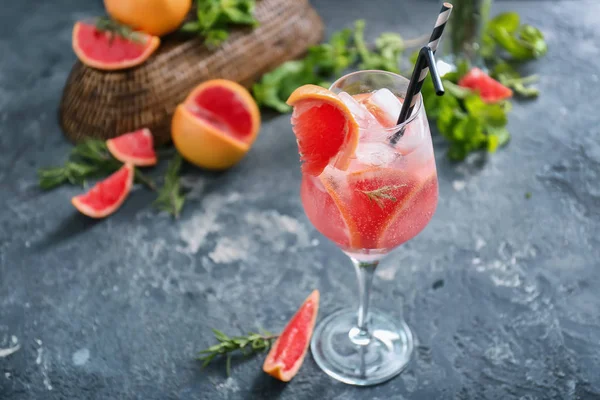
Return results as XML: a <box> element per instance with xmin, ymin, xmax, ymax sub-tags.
<box><xmin>106</xmin><ymin>128</ymin><xmax>157</xmax><ymax>166</ymax></box>
<box><xmin>287</xmin><ymin>85</ymin><xmax>359</xmax><ymax>176</ymax></box>
<box><xmin>458</xmin><ymin>68</ymin><xmax>513</xmax><ymax>103</ymax></box>
<box><xmin>72</xmin><ymin>21</ymin><xmax>160</xmax><ymax>71</ymax></box>
<box><xmin>263</xmin><ymin>290</ymin><xmax>319</xmax><ymax>382</ymax></box>
<box><xmin>172</xmin><ymin>79</ymin><xmax>261</xmax><ymax>170</ymax></box>
<box><xmin>315</xmin><ymin>166</ymin><xmax>438</xmax><ymax>250</ymax></box>
<box><xmin>72</xmin><ymin>163</ymin><xmax>134</xmax><ymax>218</ymax></box>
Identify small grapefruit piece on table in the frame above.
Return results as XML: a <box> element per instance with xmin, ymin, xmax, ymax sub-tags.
<box><xmin>458</xmin><ymin>67</ymin><xmax>513</xmax><ymax>103</ymax></box>
<box><xmin>106</xmin><ymin>128</ymin><xmax>157</xmax><ymax>166</ymax></box>
<box><xmin>72</xmin><ymin>21</ymin><xmax>160</xmax><ymax>71</ymax></box>
<box><xmin>263</xmin><ymin>290</ymin><xmax>320</xmax><ymax>382</ymax></box>
<box><xmin>72</xmin><ymin>163</ymin><xmax>134</xmax><ymax>218</ymax></box>
<box><xmin>287</xmin><ymin>85</ymin><xmax>359</xmax><ymax>176</ymax></box>
<box><xmin>172</xmin><ymin>79</ymin><xmax>261</xmax><ymax>170</ymax></box>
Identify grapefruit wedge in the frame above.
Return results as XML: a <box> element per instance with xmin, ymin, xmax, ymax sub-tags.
<box><xmin>172</xmin><ymin>79</ymin><xmax>261</xmax><ymax>170</ymax></box>
<box><xmin>72</xmin><ymin>21</ymin><xmax>160</xmax><ymax>71</ymax></box>
<box><xmin>287</xmin><ymin>85</ymin><xmax>359</xmax><ymax>176</ymax></box>
<box><xmin>106</xmin><ymin>128</ymin><xmax>157</xmax><ymax>166</ymax></box>
<box><xmin>72</xmin><ymin>163</ymin><xmax>134</xmax><ymax>218</ymax></box>
<box><xmin>458</xmin><ymin>68</ymin><xmax>513</xmax><ymax>103</ymax></box>
<box><xmin>263</xmin><ymin>290</ymin><xmax>319</xmax><ymax>382</ymax></box>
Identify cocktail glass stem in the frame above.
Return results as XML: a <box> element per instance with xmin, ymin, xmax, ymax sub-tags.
<box><xmin>348</xmin><ymin>258</ymin><xmax>379</xmax><ymax>346</ymax></box>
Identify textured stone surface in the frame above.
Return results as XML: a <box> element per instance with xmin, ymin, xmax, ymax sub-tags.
<box><xmin>1</xmin><ymin>0</ymin><xmax>600</xmax><ymax>399</ymax></box>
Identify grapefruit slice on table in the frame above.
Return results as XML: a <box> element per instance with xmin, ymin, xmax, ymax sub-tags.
<box><xmin>106</xmin><ymin>128</ymin><xmax>157</xmax><ymax>166</ymax></box>
<box><xmin>172</xmin><ymin>79</ymin><xmax>261</xmax><ymax>170</ymax></box>
<box><xmin>287</xmin><ymin>85</ymin><xmax>359</xmax><ymax>176</ymax></box>
<box><xmin>72</xmin><ymin>21</ymin><xmax>160</xmax><ymax>71</ymax></box>
<box><xmin>72</xmin><ymin>163</ymin><xmax>134</xmax><ymax>218</ymax></box>
<box><xmin>263</xmin><ymin>290</ymin><xmax>319</xmax><ymax>382</ymax></box>
<box><xmin>458</xmin><ymin>67</ymin><xmax>513</xmax><ymax>103</ymax></box>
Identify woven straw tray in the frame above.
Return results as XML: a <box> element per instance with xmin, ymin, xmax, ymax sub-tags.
<box><xmin>59</xmin><ymin>0</ymin><xmax>323</xmax><ymax>145</ymax></box>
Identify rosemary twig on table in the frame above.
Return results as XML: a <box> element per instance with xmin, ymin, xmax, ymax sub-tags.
<box><xmin>198</xmin><ymin>329</ymin><xmax>279</xmax><ymax>376</ymax></box>
<box><xmin>38</xmin><ymin>140</ymin><xmax>156</xmax><ymax>191</ymax></box>
<box><xmin>153</xmin><ymin>154</ymin><xmax>186</xmax><ymax>218</ymax></box>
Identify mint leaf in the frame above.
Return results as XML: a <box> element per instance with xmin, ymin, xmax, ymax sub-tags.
<box><xmin>485</xmin><ymin>13</ymin><xmax>547</xmax><ymax>60</ymax></box>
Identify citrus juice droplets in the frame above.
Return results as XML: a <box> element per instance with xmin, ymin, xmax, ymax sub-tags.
<box><xmin>300</xmin><ymin>89</ymin><xmax>438</xmax><ymax>259</ymax></box>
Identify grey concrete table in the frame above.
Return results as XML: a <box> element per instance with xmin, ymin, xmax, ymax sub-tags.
<box><xmin>1</xmin><ymin>0</ymin><xmax>600</xmax><ymax>399</ymax></box>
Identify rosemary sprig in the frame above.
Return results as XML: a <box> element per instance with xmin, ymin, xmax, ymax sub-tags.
<box><xmin>95</xmin><ymin>17</ymin><xmax>146</xmax><ymax>44</ymax></box>
<box><xmin>38</xmin><ymin>139</ymin><xmax>155</xmax><ymax>190</ymax></box>
<box><xmin>358</xmin><ymin>184</ymin><xmax>407</xmax><ymax>209</ymax></box>
<box><xmin>198</xmin><ymin>329</ymin><xmax>278</xmax><ymax>376</ymax></box>
<box><xmin>153</xmin><ymin>154</ymin><xmax>186</xmax><ymax>218</ymax></box>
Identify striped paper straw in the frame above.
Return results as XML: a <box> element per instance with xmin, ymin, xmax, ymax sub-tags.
<box><xmin>396</xmin><ymin>2</ymin><xmax>453</xmax><ymax>126</ymax></box>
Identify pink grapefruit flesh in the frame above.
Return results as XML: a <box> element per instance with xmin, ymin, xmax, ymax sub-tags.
<box><xmin>106</xmin><ymin>128</ymin><xmax>157</xmax><ymax>166</ymax></box>
<box><xmin>263</xmin><ymin>290</ymin><xmax>319</xmax><ymax>382</ymax></box>
<box><xmin>287</xmin><ymin>85</ymin><xmax>359</xmax><ymax>176</ymax></box>
<box><xmin>458</xmin><ymin>67</ymin><xmax>513</xmax><ymax>103</ymax></box>
<box><xmin>71</xmin><ymin>163</ymin><xmax>134</xmax><ymax>218</ymax></box>
<box><xmin>72</xmin><ymin>21</ymin><xmax>160</xmax><ymax>71</ymax></box>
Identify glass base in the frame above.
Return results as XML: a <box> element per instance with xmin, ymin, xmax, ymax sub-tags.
<box><xmin>310</xmin><ymin>308</ymin><xmax>414</xmax><ymax>386</ymax></box>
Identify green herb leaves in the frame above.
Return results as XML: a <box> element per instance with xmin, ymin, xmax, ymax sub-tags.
<box><xmin>198</xmin><ymin>329</ymin><xmax>278</xmax><ymax>376</ymax></box>
<box><xmin>483</xmin><ymin>12</ymin><xmax>547</xmax><ymax>61</ymax></box>
<box><xmin>182</xmin><ymin>0</ymin><xmax>258</xmax><ymax>47</ymax></box>
<box><xmin>253</xmin><ymin>20</ymin><xmax>404</xmax><ymax>113</ymax></box>
<box><xmin>38</xmin><ymin>140</ymin><xmax>155</xmax><ymax>190</ymax></box>
<box><xmin>421</xmin><ymin>67</ymin><xmax>511</xmax><ymax>161</ymax></box>
<box><xmin>95</xmin><ymin>17</ymin><xmax>147</xmax><ymax>43</ymax></box>
<box><xmin>153</xmin><ymin>154</ymin><xmax>186</xmax><ymax>218</ymax></box>
<box><xmin>38</xmin><ymin>139</ymin><xmax>186</xmax><ymax>218</ymax></box>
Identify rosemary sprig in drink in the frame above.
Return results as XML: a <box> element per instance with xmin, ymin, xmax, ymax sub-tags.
<box><xmin>358</xmin><ymin>184</ymin><xmax>407</xmax><ymax>209</ymax></box>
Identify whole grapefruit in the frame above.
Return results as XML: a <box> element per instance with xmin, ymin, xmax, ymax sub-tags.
<box><xmin>104</xmin><ymin>0</ymin><xmax>191</xmax><ymax>37</ymax></box>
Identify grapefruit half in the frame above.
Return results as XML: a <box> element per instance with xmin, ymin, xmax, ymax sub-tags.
<box><xmin>263</xmin><ymin>290</ymin><xmax>319</xmax><ymax>382</ymax></box>
<box><xmin>458</xmin><ymin>68</ymin><xmax>513</xmax><ymax>103</ymax></box>
<box><xmin>106</xmin><ymin>128</ymin><xmax>157</xmax><ymax>166</ymax></box>
<box><xmin>72</xmin><ymin>163</ymin><xmax>134</xmax><ymax>218</ymax></box>
<box><xmin>72</xmin><ymin>21</ymin><xmax>160</xmax><ymax>71</ymax></box>
<box><xmin>172</xmin><ymin>79</ymin><xmax>261</xmax><ymax>170</ymax></box>
<box><xmin>287</xmin><ymin>85</ymin><xmax>359</xmax><ymax>176</ymax></box>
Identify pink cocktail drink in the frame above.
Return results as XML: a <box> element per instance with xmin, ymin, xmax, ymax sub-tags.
<box><xmin>288</xmin><ymin>70</ymin><xmax>439</xmax><ymax>386</ymax></box>
<box><xmin>300</xmin><ymin>91</ymin><xmax>438</xmax><ymax>261</ymax></box>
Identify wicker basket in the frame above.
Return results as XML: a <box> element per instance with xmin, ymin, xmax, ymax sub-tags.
<box><xmin>60</xmin><ymin>0</ymin><xmax>323</xmax><ymax>145</ymax></box>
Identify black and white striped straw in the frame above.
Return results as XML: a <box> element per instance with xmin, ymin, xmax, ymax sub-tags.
<box><xmin>395</xmin><ymin>2</ymin><xmax>453</xmax><ymax>129</ymax></box>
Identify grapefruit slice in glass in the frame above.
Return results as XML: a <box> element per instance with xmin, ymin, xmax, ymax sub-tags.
<box><xmin>106</xmin><ymin>128</ymin><xmax>157</xmax><ymax>166</ymax></box>
<box><xmin>263</xmin><ymin>290</ymin><xmax>319</xmax><ymax>382</ymax></box>
<box><xmin>72</xmin><ymin>21</ymin><xmax>160</xmax><ymax>71</ymax></box>
<box><xmin>287</xmin><ymin>85</ymin><xmax>359</xmax><ymax>176</ymax></box>
<box><xmin>71</xmin><ymin>163</ymin><xmax>134</xmax><ymax>218</ymax></box>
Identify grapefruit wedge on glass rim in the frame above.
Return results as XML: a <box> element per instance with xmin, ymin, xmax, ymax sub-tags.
<box><xmin>106</xmin><ymin>128</ymin><xmax>157</xmax><ymax>166</ymax></box>
<box><xmin>71</xmin><ymin>163</ymin><xmax>134</xmax><ymax>218</ymax></box>
<box><xmin>287</xmin><ymin>85</ymin><xmax>359</xmax><ymax>176</ymax></box>
<box><xmin>263</xmin><ymin>290</ymin><xmax>319</xmax><ymax>382</ymax></box>
<box><xmin>171</xmin><ymin>79</ymin><xmax>261</xmax><ymax>170</ymax></box>
<box><xmin>72</xmin><ymin>20</ymin><xmax>160</xmax><ymax>71</ymax></box>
